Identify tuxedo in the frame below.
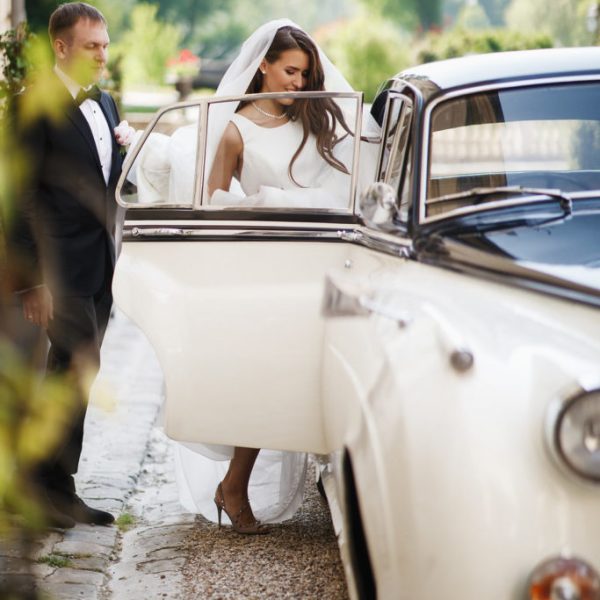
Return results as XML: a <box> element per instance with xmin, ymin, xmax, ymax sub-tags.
<box><xmin>9</xmin><ymin>71</ymin><xmax>124</xmax><ymax>495</ymax></box>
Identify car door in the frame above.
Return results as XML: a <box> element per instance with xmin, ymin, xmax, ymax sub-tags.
<box><xmin>113</xmin><ymin>91</ymin><xmax>410</xmax><ymax>455</ymax></box>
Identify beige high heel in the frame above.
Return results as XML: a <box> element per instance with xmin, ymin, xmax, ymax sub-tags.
<box><xmin>214</xmin><ymin>482</ymin><xmax>269</xmax><ymax>535</ymax></box>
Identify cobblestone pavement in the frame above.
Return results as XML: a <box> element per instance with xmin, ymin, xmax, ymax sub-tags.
<box><xmin>1</xmin><ymin>311</ymin><xmax>348</xmax><ymax>599</ymax></box>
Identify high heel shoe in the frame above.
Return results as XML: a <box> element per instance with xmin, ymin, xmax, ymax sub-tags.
<box><xmin>214</xmin><ymin>482</ymin><xmax>269</xmax><ymax>535</ymax></box>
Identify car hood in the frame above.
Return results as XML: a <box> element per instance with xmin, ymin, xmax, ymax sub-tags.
<box><xmin>418</xmin><ymin>204</ymin><xmax>600</xmax><ymax>305</ymax></box>
<box><xmin>452</xmin><ymin>210</ymin><xmax>600</xmax><ymax>269</ymax></box>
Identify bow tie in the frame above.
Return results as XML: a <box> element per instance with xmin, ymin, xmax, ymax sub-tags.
<box><xmin>75</xmin><ymin>85</ymin><xmax>101</xmax><ymax>105</ymax></box>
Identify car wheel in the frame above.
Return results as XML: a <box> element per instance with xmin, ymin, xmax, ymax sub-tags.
<box><xmin>343</xmin><ymin>449</ymin><xmax>376</xmax><ymax>600</ymax></box>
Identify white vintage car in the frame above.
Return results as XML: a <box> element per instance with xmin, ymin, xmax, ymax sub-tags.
<box><xmin>114</xmin><ymin>47</ymin><xmax>600</xmax><ymax>600</ymax></box>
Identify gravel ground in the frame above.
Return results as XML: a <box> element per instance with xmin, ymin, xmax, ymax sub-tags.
<box><xmin>0</xmin><ymin>310</ymin><xmax>350</xmax><ymax>600</ymax></box>
<box><xmin>181</xmin><ymin>473</ymin><xmax>349</xmax><ymax>600</ymax></box>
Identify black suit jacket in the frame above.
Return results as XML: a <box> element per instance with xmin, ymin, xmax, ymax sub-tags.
<box><xmin>9</xmin><ymin>73</ymin><xmax>124</xmax><ymax>296</ymax></box>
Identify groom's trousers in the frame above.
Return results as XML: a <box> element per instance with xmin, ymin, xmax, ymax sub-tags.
<box><xmin>35</xmin><ymin>276</ymin><xmax>113</xmax><ymax>495</ymax></box>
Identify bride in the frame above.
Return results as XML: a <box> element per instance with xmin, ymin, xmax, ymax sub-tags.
<box><xmin>174</xmin><ymin>18</ymin><xmax>371</xmax><ymax>535</ymax></box>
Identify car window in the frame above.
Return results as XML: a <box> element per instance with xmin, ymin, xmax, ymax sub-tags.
<box><xmin>425</xmin><ymin>82</ymin><xmax>600</xmax><ymax>218</ymax></box>
<box><xmin>118</xmin><ymin>92</ymin><xmax>363</xmax><ymax>215</ymax></box>
<box><xmin>202</xmin><ymin>92</ymin><xmax>362</xmax><ymax>212</ymax></box>
<box><xmin>119</xmin><ymin>105</ymin><xmax>200</xmax><ymax>207</ymax></box>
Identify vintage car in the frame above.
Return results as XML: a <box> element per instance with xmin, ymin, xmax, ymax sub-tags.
<box><xmin>114</xmin><ymin>47</ymin><xmax>600</xmax><ymax>599</ymax></box>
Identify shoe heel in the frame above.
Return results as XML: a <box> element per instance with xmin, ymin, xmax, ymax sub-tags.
<box><xmin>214</xmin><ymin>500</ymin><xmax>222</xmax><ymax>528</ymax></box>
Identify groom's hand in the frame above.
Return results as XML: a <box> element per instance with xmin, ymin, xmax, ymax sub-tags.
<box><xmin>21</xmin><ymin>285</ymin><xmax>54</xmax><ymax>328</ymax></box>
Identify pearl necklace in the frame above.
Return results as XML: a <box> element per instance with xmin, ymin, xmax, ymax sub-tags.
<box><xmin>251</xmin><ymin>101</ymin><xmax>287</xmax><ymax>120</ymax></box>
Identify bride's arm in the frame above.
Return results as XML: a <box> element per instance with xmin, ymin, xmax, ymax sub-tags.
<box><xmin>207</xmin><ymin>122</ymin><xmax>243</xmax><ymax>197</ymax></box>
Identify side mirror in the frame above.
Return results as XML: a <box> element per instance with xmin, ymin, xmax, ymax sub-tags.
<box><xmin>359</xmin><ymin>182</ymin><xmax>398</xmax><ymax>229</ymax></box>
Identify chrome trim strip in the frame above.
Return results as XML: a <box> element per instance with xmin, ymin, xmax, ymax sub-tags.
<box><xmin>127</xmin><ymin>227</ymin><xmax>346</xmax><ymax>241</ymax></box>
<box><xmin>375</xmin><ymin>92</ymin><xmax>413</xmax><ymax>182</ymax></box>
<box><xmin>194</xmin><ymin>101</ymin><xmax>209</xmax><ymax>210</ymax></box>
<box><xmin>350</xmin><ymin>93</ymin><xmax>363</xmax><ymax>214</ymax></box>
<box><xmin>116</xmin><ymin>101</ymin><xmax>204</xmax><ymax>209</ymax></box>
<box><xmin>122</xmin><ymin>222</ymin><xmax>412</xmax><ymax>256</ymax></box>
<box><xmin>418</xmin><ymin>74</ymin><xmax>600</xmax><ymax>225</ymax></box>
<box><xmin>186</xmin><ymin>205</ymin><xmax>354</xmax><ymax>216</ymax></box>
<box><xmin>204</xmin><ymin>90</ymin><xmax>362</xmax><ymax>104</ymax></box>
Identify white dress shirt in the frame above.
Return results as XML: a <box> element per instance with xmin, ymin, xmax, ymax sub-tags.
<box><xmin>54</xmin><ymin>66</ymin><xmax>112</xmax><ymax>184</ymax></box>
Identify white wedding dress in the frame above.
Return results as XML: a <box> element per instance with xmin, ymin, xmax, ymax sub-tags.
<box><xmin>169</xmin><ymin>19</ymin><xmax>381</xmax><ymax>525</ymax></box>
<box><xmin>174</xmin><ymin>117</ymin><xmax>337</xmax><ymax>525</ymax></box>
<box><xmin>209</xmin><ymin>113</ymin><xmax>352</xmax><ymax>209</ymax></box>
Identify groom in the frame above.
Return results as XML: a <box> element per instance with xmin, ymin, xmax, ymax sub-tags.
<box><xmin>9</xmin><ymin>2</ymin><xmax>127</xmax><ymax>528</ymax></box>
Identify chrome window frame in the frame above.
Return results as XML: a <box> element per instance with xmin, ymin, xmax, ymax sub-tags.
<box><xmin>116</xmin><ymin>91</ymin><xmax>364</xmax><ymax>217</ymax></box>
<box><xmin>418</xmin><ymin>74</ymin><xmax>600</xmax><ymax>226</ymax></box>
<box><xmin>375</xmin><ymin>92</ymin><xmax>414</xmax><ymax>189</ymax></box>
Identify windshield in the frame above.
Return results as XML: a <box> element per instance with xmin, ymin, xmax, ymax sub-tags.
<box><xmin>425</xmin><ymin>82</ymin><xmax>600</xmax><ymax>219</ymax></box>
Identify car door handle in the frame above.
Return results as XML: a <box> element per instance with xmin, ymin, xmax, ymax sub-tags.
<box><xmin>131</xmin><ymin>227</ymin><xmax>187</xmax><ymax>238</ymax></box>
<box><xmin>322</xmin><ymin>274</ymin><xmax>474</xmax><ymax>372</ymax></box>
<box><xmin>322</xmin><ymin>274</ymin><xmax>411</xmax><ymax>326</ymax></box>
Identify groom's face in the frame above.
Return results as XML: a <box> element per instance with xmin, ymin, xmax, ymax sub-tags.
<box><xmin>54</xmin><ymin>18</ymin><xmax>110</xmax><ymax>86</ymax></box>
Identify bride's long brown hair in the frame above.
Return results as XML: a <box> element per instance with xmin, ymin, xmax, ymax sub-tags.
<box><xmin>244</xmin><ymin>26</ymin><xmax>352</xmax><ymax>185</ymax></box>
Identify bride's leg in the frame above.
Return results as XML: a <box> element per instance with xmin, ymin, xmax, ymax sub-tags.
<box><xmin>219</xmin><ymin>446</ymin><xmax>261</xmax><ymax>527</ymax></box>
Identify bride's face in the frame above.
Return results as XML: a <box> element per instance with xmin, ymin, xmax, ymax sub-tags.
<box><xmin>260</xmin><ymin>49</ymin><xmax>310</xmax><ymax>105</ymax></box>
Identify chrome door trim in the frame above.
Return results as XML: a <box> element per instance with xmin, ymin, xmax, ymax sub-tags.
<box><xmin>122</xmin><ymin>221</ymin><xmax>412</xmax><ymax>257</ymax></box>
<box><xmin>375</xmin><ymin>92</ymin><xmax>413</xmax><ymax>183</ymax></box>
<box><xmin>193</xmin><ymin>100</ymin><xmax>209</xmax><ymax>210</ymax></box>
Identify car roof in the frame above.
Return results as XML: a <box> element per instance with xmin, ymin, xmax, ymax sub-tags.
<box><xmin>397</xmin><ymin>47</ymin><xmax>600</xmax><ymax>93</ymax></box>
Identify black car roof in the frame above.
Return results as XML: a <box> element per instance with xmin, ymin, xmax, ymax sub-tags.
<box><xmin>397</xmin><ymin>47</ymin><xmax>600</xmax><ymax>94</ymax></box>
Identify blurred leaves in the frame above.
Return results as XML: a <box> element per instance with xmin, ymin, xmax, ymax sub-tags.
<box><xmin>0</xmin><ymin>338</ymin><xmax>76</xmax><ymax>533</ymax></box>
<box><xmin>0</xmin><ymin>25</ymin><xmax>75</xmax><ymax>540</ymax></box>
<box><xmin>356</xmin><ymin>0</ymin><xmax>441</xmax><ymax>31</ymax></box>
<box><xmin>317</xmin><ymin>14</ymin><xmax>411</xmax><ymax>102</ymax></box>
<box><xmin>0</xmin><ymin>23</ymin><xmax>34</xmax><ymax>102</ymax></box>
<box><xmin>505</xmin><ymin>0</ymin><xmax>591</xmax><ymax>46</ymax></box>
<box><xmin>416</xmin><ymin>26</ymin><xmax>553</xmax><ymax>64</ymax></box>
<box><xmin>111</xmin><ymin>3</ymin><xmax>181</xmax><ymax>87</ymax></box>
<box><xmin>17</xmin><ymin>37</ymin><xmax>71</xmax><ymax>126</ymax></box>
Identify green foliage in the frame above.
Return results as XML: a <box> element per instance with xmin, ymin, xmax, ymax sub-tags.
<box><xmin>479</xmin><ymin>0</ymin><xmax>512</xmax><ymax>25</ymax></box>
<box><xmin>23</xmin><ymin>0</ymin><xmax>55</xmax><ymax>34</ymax></box>
<box><xmin>0</xmin><ymin>24</ymin><xmax>35</xmax><ymax>110</ymax></box>
<box><xmin>112</xmin><ymin>3</ymin><xmax>181</xmax><ymax>87</ymax></box>
<box><xmin>116</xmin><ymin>512</ymin><xmax>136</xmax><ymax>532</ymax></box>
<box><xmin>0</xmin><ymin>339</ymin><xmax>77</xmax><ymax>533</ymax></box>
<box><xmin>24</xmin><ymin>0</ymin><xmax>136</xmax><ymax>40</ymax></box>
<box><xmin>505</xmin><ymin>0</ymin><xmax>591</xmax><ymax>46</ymax></box>
<box><xmin>357</xmin><ymin>0</ymin><xmax>441</xmax><ymax>31</ymax></box>
<box><xmin>37</xmin><ymin>553</ymin><xmax>72</xmax><ymax>568</ymax></box>
<box><xmin>191</xmin><ymin>11</ymin><xmax>250</xmax><ymax>59</ymax></box>
<box><xmin>318</xmin><ymin>15</ymin><xmax>411</xmax><ymax>102</ymax></box>
<box><xmin>416</xmin><ymin>27</ymin><xmax>553</xmax><ymax>64</ymax></box>
<box><xmin>455</xmin><ymin>2</ymin><xmax>491</xmax><ymax>30</ymax></box>
<box><xmin>156</xmin><ymin>0</ymin><xmax>232</xmax><ymax>46</ymax></box>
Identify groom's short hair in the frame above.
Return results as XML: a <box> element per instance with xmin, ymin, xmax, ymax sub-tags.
<box><xmin>49</xmin><ymin>2</ymin><xmax>107</xmax><ymax>42</ymax></box>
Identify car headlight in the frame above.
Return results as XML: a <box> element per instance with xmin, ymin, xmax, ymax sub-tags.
<box><xmin>551</xmin><ymin>388</ymin><xmax>600</xmax><ymax>482</ymax></box>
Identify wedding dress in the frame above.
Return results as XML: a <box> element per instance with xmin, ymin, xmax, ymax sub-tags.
<box><xmin>169</xmin><ymin>19</ymin><xmax>381</xmax><ymax>525</ymax></box>
<box><xmin>209</xmin><ymin>113</ymin><xmax>352</xmax><ymax>209</ymax></box>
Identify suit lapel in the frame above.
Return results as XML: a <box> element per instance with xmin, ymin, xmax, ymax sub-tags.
<box><xmin>99</xmin><ymin>93</ymin><xmax>122</xmax><ymax>187</ymax></box>
<box><xmin>65</xmin><ymin>103</ymin><xmax>105</xmax><ymax>176</ymax></box>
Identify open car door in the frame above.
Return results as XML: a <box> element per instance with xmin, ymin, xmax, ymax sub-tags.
<box><xmin>113</xmin><ymin>91</ymin><xmax>374</xmax><ymax>454</ymax></box>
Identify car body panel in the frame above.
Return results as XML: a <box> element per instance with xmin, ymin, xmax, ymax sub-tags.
<box><xmin>114</xmin><ymin>51</ymin><xmax>600</xmax><ymax>599</ymax></box>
